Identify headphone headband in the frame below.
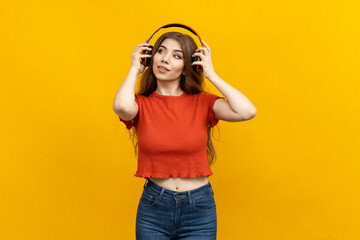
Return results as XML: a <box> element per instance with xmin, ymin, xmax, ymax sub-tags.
<box><xmin>145</xmin><ymin>23</ymin><xmax>204</xmax><ymax>47</ymax></box>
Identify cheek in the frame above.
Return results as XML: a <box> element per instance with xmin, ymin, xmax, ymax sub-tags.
<box><xmin>152</xmin><ymin>54</ymin><xmax>159</xmax><ymax>62</ymax></box>
<box><xmin>152</xmin><ymin>55</ymin><xmax>160</xmax><ymax>70</ymax></box>
<box><xmin>174</xmin><ymin>61</ymin><xmax>185</xmax><ymax>71</ymax></box>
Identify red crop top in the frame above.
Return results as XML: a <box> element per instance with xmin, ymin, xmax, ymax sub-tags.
<box><xmin>118</xmin><ymin>91</ymin><xmax>225</xmax><ymax>178</ymax></box>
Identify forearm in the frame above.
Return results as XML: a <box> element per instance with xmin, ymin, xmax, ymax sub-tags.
<box><xmin>207</xmin><ymin>73</ymin><xmax>257</xmax><ymax>116</ymax></box>
<box><xmin>113</xmin><ymin>67</ymin><xmax>139</xmax><ymax>111</ymax></box>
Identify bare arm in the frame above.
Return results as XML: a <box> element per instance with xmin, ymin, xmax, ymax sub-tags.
<box><xmin>112</xmin><ymin>67</ymin><xmax>139</xmax><ymax>121</ymax></box>
<box><xmin>192</xmin><ymin>40</ymin><xmax>257</xmax><ymax>121</ymax></box>
<box><xmin>209</xmin><ymin>73</ymin><xmax>257</xmax><ymax>121</ymax></box>
<box><xmin>113</xmin><ymin>41</ymin><xmax>152</xmax><ymax>121</ymax></box>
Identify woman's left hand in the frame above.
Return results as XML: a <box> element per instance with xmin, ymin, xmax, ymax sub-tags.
<box><xmin>192</xmin><ymin>40</ymin><xmax>217</xmax><ymax>79</ymax></box>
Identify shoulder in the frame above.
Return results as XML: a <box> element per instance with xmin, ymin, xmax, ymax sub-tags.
<box><xmin>199</xmin><ymin>91</ymin><xmax>225</xmax><ymax>103</ymax></box>
<box><xmin>197</xmin><ymin>91</ymin><xmax>217</xmax><ymax>99</ymax></box>
<box><xmin>200</xmin><ymin>91</ymin><xmax>221</xmax><ymax>97</ymax></box>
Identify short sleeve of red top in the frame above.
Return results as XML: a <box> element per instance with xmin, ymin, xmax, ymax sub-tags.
<box><xmin>117</xmin><ymin>91</ymin><xmax>225</xmax><ymax>178</ymax></box>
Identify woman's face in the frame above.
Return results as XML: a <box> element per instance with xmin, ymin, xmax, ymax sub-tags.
<box><xmin>152</xmin><ymin>38</ymin><xmax>185</xmax><ymax>82</ymax></box>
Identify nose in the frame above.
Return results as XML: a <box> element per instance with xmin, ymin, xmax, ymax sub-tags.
<box><xmin>161</xmin><ymin>53</ymin><xmax>170</xmax><ymax>64</ymax></box>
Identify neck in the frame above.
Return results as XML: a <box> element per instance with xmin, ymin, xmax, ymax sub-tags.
<box><xmin>155</xmin><ymin>88</ymin><xmax>184</xmax><ymax>96</ymax></box>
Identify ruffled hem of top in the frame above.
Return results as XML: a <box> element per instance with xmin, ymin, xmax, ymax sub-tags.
<box><xmin>134</xmin><ymin>172</ymin><xmax>214</xmax><ymax>178</ymax></box>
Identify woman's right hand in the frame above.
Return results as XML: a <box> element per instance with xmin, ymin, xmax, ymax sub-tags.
<box><xmin>130</xmin><ymin>40</ymin><xmax>152</xmax><ymax>75</ymax></box>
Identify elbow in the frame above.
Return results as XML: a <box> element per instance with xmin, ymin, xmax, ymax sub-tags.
<box><xmin>113</xmin><ymin>102</ymin><xmax>127</xmax><ymax>115</ymax></box>
<box><xmin>113</xmin><ymin>101</ymin><xmax>138</xmax><ymax>121</ymax></box>
<box><xmin>113</xmin><ymin>102</ymin><xmax>122</xmax><ymax>114</ymax></box>
<box><xmin>113</xmin><ymin>99</ymin><xmax>121</xmax><ymax>113</ymax></box>
<box><xmin>113</xmin><ymin>100</ymin><xmax>129</xmax><ymax>112</ymax></box>
<box><xmin>247</xmin><ymin>109</ymin><xmax>257</xmax><ymax>120</ymax></box>
<box><xmin>113</xmin><ymin>105</ymin><xmax>121</xmax><ymax>116</ymax></box>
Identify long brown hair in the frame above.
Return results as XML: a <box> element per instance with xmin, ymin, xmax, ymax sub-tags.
<box><xmin>126</xmin><ymin>31</ymin><xmax>221</xmax><ymax>167</ymax></box>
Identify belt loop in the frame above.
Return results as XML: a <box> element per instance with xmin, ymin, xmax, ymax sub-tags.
<box><xmin>210</xmin><ymin>183</ymin><xmax>214</xmax><ymax>195</ymax></box>
<box><xmin>158</xmin><ymin>187</ymin><xmax>165</xmax><ymax>202</ymax></box>
<box><xmin>188</xmin><ymin>190</ymin><xmax>192</xmax><ymax>206</ymax></box>
<box><xmin>143</xmin><ymin>178</ymin><xmax>148</xmax><ymax>188</ymax></box>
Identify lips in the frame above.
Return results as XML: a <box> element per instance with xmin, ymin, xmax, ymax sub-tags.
<box><xmin>158</xmin><ymin>66</ymin><xmax>169</xmax><ymax>71</ymax></box>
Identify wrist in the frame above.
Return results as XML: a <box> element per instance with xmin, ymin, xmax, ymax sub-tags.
<box><xmin>129</xmin><ymin>66</ymin><xmax>140</xmax><ymax>75</ymax></box>
<box><xmin>206</xmin><ymin>72</ymin><xmax>218</xmax><ymax>80</ymax></box>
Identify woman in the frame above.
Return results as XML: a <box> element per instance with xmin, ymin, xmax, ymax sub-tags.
<box><xmin>113</xmin><ymin>31</ymin><xmax>256</xmax><ymax>239</ymax></box>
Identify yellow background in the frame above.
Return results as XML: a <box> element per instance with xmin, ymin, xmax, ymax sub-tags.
<box><xmin>1</xmin><ymin>0</ymin><xmax>359</xmax><ymax>239</ymax></box>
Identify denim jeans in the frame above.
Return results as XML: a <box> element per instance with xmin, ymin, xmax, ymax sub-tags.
<box><xmin>136</xmin><ymin>178</ymin><xmax>217</xmax><ymax>240</ymax></box>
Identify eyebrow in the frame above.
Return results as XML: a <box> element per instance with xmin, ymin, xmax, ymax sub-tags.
<box><xmin>159</xmin><ymin>45</ymin><xmax>183</xmax><ymax>54</ymax></box>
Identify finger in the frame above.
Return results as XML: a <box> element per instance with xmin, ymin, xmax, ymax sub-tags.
<box><xmin>196</xmin><ymin>47</ymin><xmax>208</xmax><ymax>51</ymax></box>
<box><xmin>195</xmin><ymin>47</ymin><xmax>209</xmax><ymax>55</ymax></box>
<box><xmin>201</xmin><ymin>40</ymin><xmax>210</xmax><ymax>50</ymax></box>
<box><xmin>192</xmin><ymin>52</ymin><xmax>205</xmax><ymax>58</ymax></box>
<box><xmin>139</xmin><ymin>47</ymin><xmax>152</xmax><ymax>54</ymax></box>
<box><xmin>135</xmin><ymin>44</ymin><xmax>147</xmax><ymax>51</ymax></box>
<box><xmin>137</xmin><ymin>42</ymin><xmax>150</xmax><ymax>48</ymax></box>
<box><xmin>140</xmin><ymin>46</ymin><xmax>153</xmax><ymax>50</ymax></box>
<box><xmin>191</xmin><ymin>61</ymin><xmax>203</xmax><ymax>65</ymax></box>
<box><xmin>139</xmin><ymin>54</ymin><xmax>152</xmax><ymax>58</ymax></box>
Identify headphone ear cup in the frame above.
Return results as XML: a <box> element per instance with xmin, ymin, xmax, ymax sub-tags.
<box><xmin>192</xmin><ymin>56</ymin><xmax>202</xmax><ymax>72</ymax></box>
<box><xmin>140</xmin><ymin>45</ymin><xmax>153</xmax><ymax>67</ymax></box>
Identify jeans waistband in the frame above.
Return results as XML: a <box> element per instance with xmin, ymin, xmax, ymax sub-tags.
<box><xmin>143</xmin><ymin>178</ymin><xmax>214</xmax><ymax>204</ymax></box>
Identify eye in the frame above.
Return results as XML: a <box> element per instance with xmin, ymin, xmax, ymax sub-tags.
<box><xmin>158</xmin><ymin>49</ymin><xmax>182</xmax><ymax>59</ymax></box>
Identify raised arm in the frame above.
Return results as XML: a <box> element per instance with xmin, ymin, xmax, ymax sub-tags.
<box><xmin>192</xmin><ymin>40</ymin><xmax>257</xmax><ymax>121</ymax></box>
<box><xmin>113</xmin><ymin>67</ymin><xmax>139</xmax><ymax>121</ymax></box>
<box><xmin>113</xmin><ymin>41</ymin><xmax>152</xmax><ymax>121</ymax></box>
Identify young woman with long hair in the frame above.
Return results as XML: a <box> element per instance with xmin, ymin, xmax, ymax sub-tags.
<box><xmin>113</xmin><ymin>30</ymin><xmax>256</xmax><ymax>239</ymax></box>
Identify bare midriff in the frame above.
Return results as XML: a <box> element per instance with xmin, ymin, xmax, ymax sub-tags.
<box><xmin>148</xmin><ymin>176</ymin><xmax>209</xmax><ymax>192</ymax></box>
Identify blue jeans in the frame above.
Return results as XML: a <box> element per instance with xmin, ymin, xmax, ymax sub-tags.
<box><xmin>136</xmin><ymin>178</ymin><xmax>217</xmax><ymax>240</ymax></box>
